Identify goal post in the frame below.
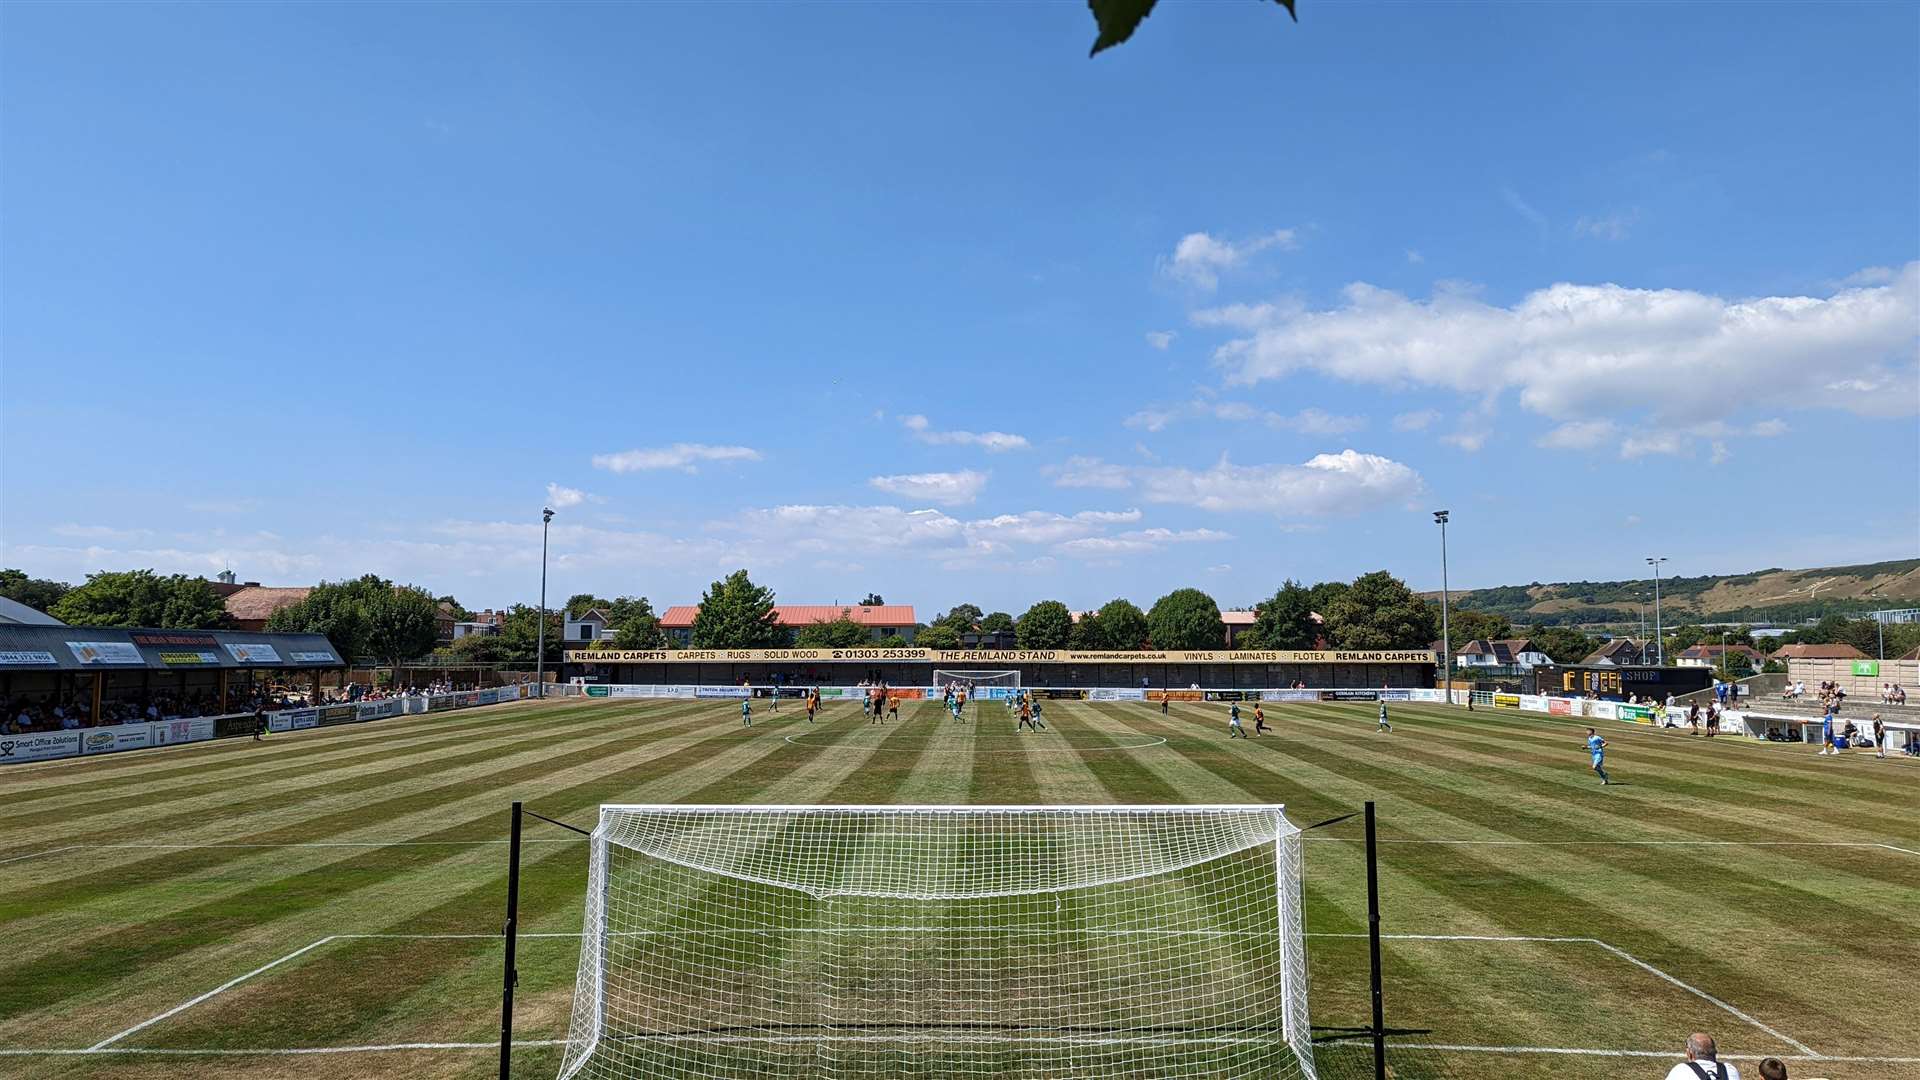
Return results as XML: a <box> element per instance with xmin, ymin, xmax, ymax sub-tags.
<box><xmin>557</xmin><ymin>804</ymin><xmax>1316</xmax><ymax>1080</ymax></box>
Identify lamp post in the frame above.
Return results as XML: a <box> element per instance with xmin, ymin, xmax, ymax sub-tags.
<box><xmin>1434</xmin><ymin>510</ymin><xmax>1451</xmax><ymax>703</ymax></box>
<box><xmin>536</xmin><ymin>507</ymin><xmax>553</xmax><ymax>698</ymax></box>
<box><xmin>1646</xmin><ymin>557</ymin><xmax>1668</xmax><ymax>665</ymax></box>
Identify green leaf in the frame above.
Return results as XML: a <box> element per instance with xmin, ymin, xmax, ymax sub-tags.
<box><xmin>1089</xmin><ymin>0</ymin><xmax>1296</xmax><ymax>57</ymax></box>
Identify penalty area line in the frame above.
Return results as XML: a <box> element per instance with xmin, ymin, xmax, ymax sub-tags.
<box><xmin>1315</xmin><ymin>1043</ymin><xmax>1920</xmax><ymax>1065</ymax></box>
<box><xmin>2</xmin><ymin>1040</ymin><xmax>572</xmax><ymax>1057</ymax></box>
<box><xmin>85</xmin><ymin>936</ymin><xmax>338</xmax><ymax>1051</ymax></box>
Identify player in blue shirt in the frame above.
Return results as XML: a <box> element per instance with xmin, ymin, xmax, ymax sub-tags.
<box><xmin>1585</xmin><ymin>727</ymin><xmax>1610</xmax><ymax>785</ymax></box>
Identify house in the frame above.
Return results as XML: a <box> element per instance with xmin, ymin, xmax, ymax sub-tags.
<box><xmin>223</xmin><ymin>586</ymin><xmax>313</xmax><ymax>631</ymax></box>
<box><xmin>453</xmin><ymin>609</ymin><xmax>507</xmax><ymax>640</ymax></box>
<box><xmin>1454</xmin><ymin>638</ymin><xmax>1551</xmax><ymax>669</ymax></box>
<box><xmin>1673</xmin><ymin>643</ymin><xmax>1766</xmax><ymax>669</ymax></box>
<box><xmin>1771</xmin><ymin>642</ymin><xmax>1867</xmax><ymax>661</ymax></box>
<box><xmin>658</xmin><ymin>604</ymin><xmax>918</xmax><ymax>646</ymax></box>
<box><xmin>1580</xmin><ymin>638</ymin><xmax>1649</xmax><ymax>667</ymax></box>
<box><xmin>564</xmin><ymin>608</ymin><xmax>615</xmax><ymax>644</ymax></box>
<box><xmin>1222</xmin><ymin>610</ymin><xmax>1257</xmax><ymax>648</ymax></box>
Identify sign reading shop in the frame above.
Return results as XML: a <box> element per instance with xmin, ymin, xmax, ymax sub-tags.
<box><xmin>566</xmin><ymin>647</ymin><xmax>1436</xmax><ymax>665</ymax></box>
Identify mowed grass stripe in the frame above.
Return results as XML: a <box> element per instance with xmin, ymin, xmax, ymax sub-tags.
<box><xmin>1126</xmin><ymin>704</ymin><xmax>1867</xmax><ymax>1053</ymax></box>
<box><xmin>1269</xmin><ymin>704</ymin><xmax>1920</xmax><ymax>895</ymax></box>
<box><xmin>0</xmin><ymin>699</ymin><xmax>599</xmax><ymax>802</ymax></box>
<box><xmin>0</xmin><ymin>702</ymin><xmax>782</xmax><ymax>1022</ymax></box>
<box><xmin>0</xmin><ymin>703</ymin><xmax>722</xmax><ymax>913</ymax></box>
<box><xmin>145</xmin><ymin>701</ymin><xmax>960</xmax><ymax>1054</ymax></box>
<box><xmin>0</xmin><ymin>701</ymin><xmax>656</xmax><ymax>834</ymax></box>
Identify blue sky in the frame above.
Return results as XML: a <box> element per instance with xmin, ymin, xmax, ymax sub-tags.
<box><xmin>3</xmin><ymin>2</ymin><xmax>1916</xmax><ymax>616</ymax></box>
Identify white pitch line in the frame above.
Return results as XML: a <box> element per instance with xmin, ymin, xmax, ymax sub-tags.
<box><xmin>1316</xmin><ymin>1042</ymin><xmax>1920</xmax><ymax>1064</ymax></box>
<box><xmin>1306</xmin><ymin>932</ymin><xmax>1818</xmax><ymax>1057</ymax></box>
<box><xmin>0</xmin><ymin>845</ymin><xmax>82</xmax><ymax>866</ymax></box>
<box><xmin>1304</xmin><ymin>838</ymin><xmax>1914</xmax><ymax>851</ymax></box>
<box><xmin>1</xmin><ymin>1040</ymin><xmax>571</xmax><ymax>1056</ymax></box>
<box><xmin>1586</xmin><ymin>939</ymin><xmax>1818</xmax><ymax>1057</ymax></box>
<box><xmin>86</xmin><ymin>936</ymin><xmax>338</xmax><ymax>1051</ymax></box>
<box><xmin>1877</xmin><ymin>842</ymin><xmax>1920</xmax><ymax>857</ymax></box>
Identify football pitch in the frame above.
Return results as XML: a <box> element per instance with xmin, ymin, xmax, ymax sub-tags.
<box><xmin>1</xmin><ymin>696</ymin><xmax>1915</xmax><ymax>1080</ymax></box>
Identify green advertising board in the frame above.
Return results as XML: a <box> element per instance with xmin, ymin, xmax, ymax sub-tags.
<box><xmin>1618</xmin><ymin>704</ymin><xmax>1653</xmax><ymax>724</ymax></box>
<box><xmin>1852</xmin><ymin>660</ymin><xmax>1880</xmax><ymax>677</ymax></box>
<box><xmin>587</xmin><ymin>684</ymin><xmax>610</xmax><ymax>697</ymax></box>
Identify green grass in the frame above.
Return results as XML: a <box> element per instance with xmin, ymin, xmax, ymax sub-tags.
<box><xmin>1</xmin><ymin>696</ymin><xmax>1915</xmax><ymax>1080</ymax></box>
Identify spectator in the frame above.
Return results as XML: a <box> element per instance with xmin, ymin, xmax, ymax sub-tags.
<box><xmin>1757</xmin><ymin>1058</ymin><xmax>1787</xmax><ymax>1080</ymax></box>
<box><xmin>1664</xmin><ymin>1032</ymin><xmax>1739</xmax><ymax>1080</ymax></box>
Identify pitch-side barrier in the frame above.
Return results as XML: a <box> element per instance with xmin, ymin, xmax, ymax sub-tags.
<box><xmin>0</xmin><ymin>685</ymin><xmax>533</xmax><ymax>766</ymax></box>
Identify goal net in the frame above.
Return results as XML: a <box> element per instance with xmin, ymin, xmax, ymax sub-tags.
<box><xmin>933</xmin><ymin>669</ymin><xmax>1021</xmax><ymax>699</ymax></box>
<box><xmin>557</xmin><ymin>805</ymin><xmax>1316</xmax><ymax>1080</ymax></box>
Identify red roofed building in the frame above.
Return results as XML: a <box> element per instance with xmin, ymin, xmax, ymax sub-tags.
<box><xmin>660</xmin><ymin>604</ymin><xmax>918</xmax><ymax>646</ymax></box>
<box><xmin>1772</xmin><ymin>642</ymin><xmax>1867</xmax><ymax>661</ymax></box>
<box><xmin>223</xmin><ymin>586</ymin><xmax>313</xmax><ymax>631</ymax></box>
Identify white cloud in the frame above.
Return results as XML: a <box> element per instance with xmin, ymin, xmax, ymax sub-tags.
<box><xmin>1125</xmin><ymin>399</ymin><xmax>1364</xmax><ymax>435</ymax></box>
<box><xmin>1406</xmin><ymin>249</ymin><xmax>1424</xmax><ymax>265</ymax></box>
<box><xmin>1164</xmin><ymin>229</ymin><xmax>1298</xmax><ymax>290</ymax></box>
<box><xmin>899</xmin><ymin>414</ymin><xmax>1029</xmax><ymax>452</ymax></box>
<box><xmin>1206</xmin><ymin>563</ymin><xmax>1233</xmax><ymax>574</ymax></box>
<box><xmin>868</xmin><ymin>470</ymin><xmax>989</xmax><ymax>506</ymax></box>
<box><xmin>544</xmin><ymin>482</ymin><xmax>601</xmax><ymax>508</ymax></box>
<box><xmin>1440</xmin><ymin>430</ymin><xmax>1488</xmax><ymax>452</ymax></box>
<box><xmin>1146</xmin><ymin>330</ymin><xmax>1177</xmax><ymax>350</ymax></box>
<box><xmin>592</xmin><ymin>443</ymin><xmax>762</xmax><ymax>473</ymax></box>
<box><xmin>1208</xmin><ymin>263</ymin><xmax>1920</xmax><ymax>422</ymax></box>
<box><xmin>1619</xmin><ymin>431</ymin><xmax>1686</xmax><ymax>459</ymax></box>
<box><xmin>1055</xmin><ymin>528</ymin><xmax>1233</xmax><ymax>557</ymax></box>
<box><xmin>1500</xmin><ymin>186</ymin><xmax>1547</xmax><ymax>233</ymax></box>
<box><xmin>1536</xmin><ymin>419</ymin><xmax>1618</xmax><ymax>451</ymax></box>
<box><xmin>1748</xmin><ymin>418</ymin><xmax>1789</xmax><ymax>437</ymax></box>
<box><xmin>1392</xmin><ymin>409</ymin><xmax>1440</xmax><ymax>432</ymax></box>
<box><xmin>52</xmin><ymin>523</ymin><xmax>153</xmax><ymax>541</ymax></box>
<box><xmin>1574</xmin><ymin>209</ymin><xmax>1638</xmax><ymax>242</ymax></box>
<box><xmin>1709</xmin><ymin>440</ymin><xmax>1732</xmax><ymax>465</ymax></box>
<box><xmin>1050</xmin><ymin>449</ymin><xmax>1424</xmax><ymax>517</ymax></box>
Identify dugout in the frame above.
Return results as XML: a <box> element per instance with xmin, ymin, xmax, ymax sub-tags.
<box><xmin>0</xmin><ymin>623</ymin><xmax>347</xmax><ymax>721</ymax></box>
<box><xmin>562</xmin><ymin>647</ymin><xmax>1436</xmax><ymax>690</ymax></box>
<box><xmin>1531</xmin><ymin>663</ymin><xmax>1713</xmax><ymax>701</ymax></box>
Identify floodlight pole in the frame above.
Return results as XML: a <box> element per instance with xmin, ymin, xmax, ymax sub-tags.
<box><xmin>1434</xmin><ymin>510</ymin><xmax>1451</xmax><ymax>704</ymax></box>
<box><xmin>1365</xmin><ymin>800</ymin><xmax>1387</xmax><ymax>1080</ymax></box>
<box><xmin>499</xmin><ymin>800</ymin><xmax>523</xmax><ymax>1080</ymax></box>
<box><xmin>1646</xmin><ymin>557</ymin><xmax>1667</xmax><ymax>665</ymax></box>
<box><xmin>536</xmin><ymin>508</ymin><xmax>553</xmax><ymax>698</ymax></box>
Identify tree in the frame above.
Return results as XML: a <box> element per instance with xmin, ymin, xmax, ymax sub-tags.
<box><xmin>688</xmin><ymin>570</ymin><xmax>784</xmax><ymax>648</ymax></box>
<box><xmin>933</xmin><ymin>604</ymin><xmax>984</xmax><ymax>634</ymax></box>
<box><xmin>1088</xmin><ymin>0</ymin><xmax>1294</xmax><ymax>57</ymax></box>
<box><xmin>51</xmin><ymin>570</ymin><xmax>229</xmax><ymax>629</ymax></box>
<box><xmin>1075</xmin><ymin>598</ymin><xmax>1149</xmax><ymax>649</ymax></box>
<box><xmin>0</xmin><ymin>569</ymin><xmax>71</xmax><ymax>613</ymax></box>
<box><xmin>1146</xmin><ymin>588</ymin><xmax>1225</xmax><ymax>650</ymax></box>
<box><xmin>610</xmin><ymin>597</ymin><xmax>667</xmax><ymax>649</ymax></box>
<box><xmin>361</xmin><ymin>586</ymin><xmax>442</xmax><ymax>666</ymax></box>
<box><xmin>566</xmin><ymin>593</ymin><xmax>612</xmax><ymax>618</ymax></box>
<box><xmin>268</xmin><ymin>579</ymin><xmax>376</xmax><ymax>659</ymax></box>
<box><xmin>1015</xmin><ymin>601</ymin><xmax>1074</xmax><ymax>649</ymax></box>
<box><xmin>859</xmin><ymin>593</ymin><xmax>884</xmax><ymax>606</ymax></box>
<box><xmin>1442</xmin><ymin>608</ymin><xmax>1512</xmax><ymax>645</ymax></box>
<box><xmin>979</xmin><ymin>611</ymin><xmax>1016</xmax><ymax>635</ymax></box>
<box><xmin>1323</xmin><ymin>571</ymin><xmax>1436</xmax><ymax>650</ymax></box>
<box><xmin>436</xmin><ymin>595</ymin><xmax>474</xmax><ymax>621</ymax></box>
<box><xmin>450</xmin><ymin>632</ymin><xmax>509</xmax><ymax>664</ymax></box>
<box><xmin>496</xmin><ymin>604</ymin><xmax>562</xmax><ymax>665</ymax></box>
<box><xmin>793</xmin><ymin>617</ymin><xmax>872</xmax><ymax>648</ymax></box>
<box><xmin>1243</xmin><ymin>581</ymin><xmax>1316</xmax><ymax>650</ymax></box>
<box><xmin>1723</xmin><ymin>652</ymin><xmax>1756</xmax><ymax>679</ymax></box>
<box><xmin>1306</xmin><ymin>580</ymin><xmax>1349</xmax><ymax>619</ymax></box>
<box><xmin>916</xmin><ymin>624</ymin><xmax>963</xmax><ymax>650</ymax></box>
<box><xmin>1532</xmin><ymin>626</ymin><xmax>1598</xmax><ymax>664</ymax></box>
<box><xmin>1666</xmin><ymin>624</ymin><xmax>1708</xmax><ymax>652</ymax></box>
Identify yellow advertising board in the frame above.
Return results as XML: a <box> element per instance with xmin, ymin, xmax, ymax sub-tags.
<box><xmin>565</xmin><ymin>648</ymin><xmax>1435</xmax><ymax>665</ymax></box>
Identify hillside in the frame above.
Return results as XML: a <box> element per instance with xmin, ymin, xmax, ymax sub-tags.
<box><xmin>1434</xmin><ymin>558</ymin><xmax>1920</xmax><ymax>628</ymax></box>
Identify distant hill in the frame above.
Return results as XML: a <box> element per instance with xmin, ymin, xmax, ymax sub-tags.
<box><xmin>1431</xmin><ymin>558</ymin><xmax>1920</xmax><ymax>628</ymax></box>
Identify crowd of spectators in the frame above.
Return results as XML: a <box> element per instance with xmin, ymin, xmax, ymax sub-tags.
<box><xmin>0</xmin><ymin>679</ymin><xmax>481</xmax><ymax>735</ymax></box>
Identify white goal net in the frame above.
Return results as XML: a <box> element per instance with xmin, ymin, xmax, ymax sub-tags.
<box><xmin>934</xmin><ymin>670</ymin><xmax>1021</xmax><ymax>699</ymax></box>
<box><xmin>557</xmin><ymin>804</ymin><xmax>1316</xmax><ymax>1080</ymax></box>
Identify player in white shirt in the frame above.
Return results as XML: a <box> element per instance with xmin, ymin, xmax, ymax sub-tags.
<box><xmin>1662</xmin><ymin>1032</ymin><xmax>1739</xmax><ymax>1080</ymax></box>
